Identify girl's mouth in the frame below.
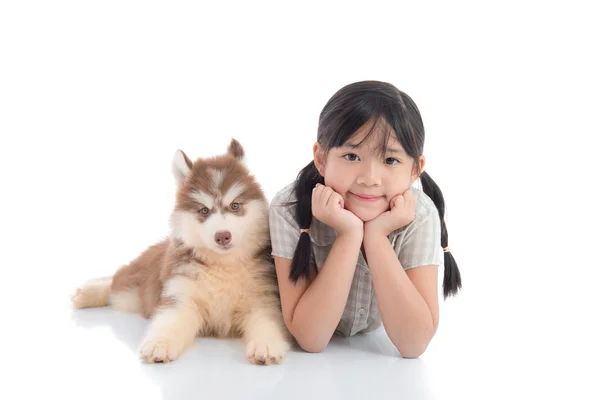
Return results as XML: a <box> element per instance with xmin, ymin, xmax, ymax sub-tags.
<box><xmin>350</xmin><ymin>192</ymin><xmax>383</xmax><ymax>202</ymax></box>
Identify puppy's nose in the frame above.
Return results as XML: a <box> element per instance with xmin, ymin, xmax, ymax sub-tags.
<box><xmin>214</xmin><ymin>231</ymin><xmax>232</xmax><ymax>246</ymax></box>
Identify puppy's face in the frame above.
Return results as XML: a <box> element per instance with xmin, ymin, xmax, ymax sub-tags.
<box><xmin>170</xmin><ymin>140</ymin><xmax>269</xmax><ymax>255</ymax></box>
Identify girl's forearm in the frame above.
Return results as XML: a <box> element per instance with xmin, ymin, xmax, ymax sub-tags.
<box><xmin>363</xmin><ymin>233</ymin><xmax>436</xmax><ymax>358</ymax></box>
<box><xmin>290</xmin><ymin>232</ymin><xmax>362</xmax><ymax>352</ymax></box>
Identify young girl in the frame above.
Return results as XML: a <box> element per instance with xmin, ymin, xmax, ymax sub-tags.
<box><xmin>269</xmin><ymin>80</ymin><xmax>461</xmax><ymax>358</ymax></box>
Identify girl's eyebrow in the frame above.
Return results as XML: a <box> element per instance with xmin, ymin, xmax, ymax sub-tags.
<box><xmin>387</xmin><ymin>147</ymin><xmax>405</xmax><ymax>155</ymax></box>
<box><xmin>342</xmin><ymin>142</ymin><xmax>405</xmax><ymax>155</ymax></box>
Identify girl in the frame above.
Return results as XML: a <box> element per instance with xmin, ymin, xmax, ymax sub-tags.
<box><xmin>269</xmin><ymin>80</ymin><xmax>461</xmax><ymax>358</ymax></box>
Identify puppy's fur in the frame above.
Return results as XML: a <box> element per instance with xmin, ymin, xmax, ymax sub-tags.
<box><xmin>72</xmin><ymin>139</ymin><xmax>290</xmax><ymax>365</ymax></box>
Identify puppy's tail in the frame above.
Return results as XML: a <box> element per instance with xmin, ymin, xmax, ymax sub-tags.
<box><xmin>71</xmin><ymin>276</ymin><xmax>112</xmax><ymax>309</ymax></box>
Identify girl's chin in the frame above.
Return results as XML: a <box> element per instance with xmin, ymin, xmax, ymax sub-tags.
<box><xmin>347</xmin><ymin>207</ymin><xmax>387</xmax><ymax>222</ymax></box>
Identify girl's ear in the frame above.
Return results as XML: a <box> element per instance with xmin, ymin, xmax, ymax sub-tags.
<box><xmin>313</xmin><ymin>142</ymin><xmax>325</xmax><ymax>176</ymax></box>
<box><xmin>411</xmin><ymin>155</ymin><xmax>426</xmax><ymax>185</ymax></box>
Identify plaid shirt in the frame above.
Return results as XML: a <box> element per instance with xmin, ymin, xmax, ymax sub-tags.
<box><xmin>268</xmin><ymin>181</ymin><xmax>443</xmax><ymax>337</ymax></box>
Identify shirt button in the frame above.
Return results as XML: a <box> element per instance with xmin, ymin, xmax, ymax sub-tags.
<box><xmin>359</xmin><ymin>308</ymin><xmax>366</xmax><ymax>316</ymax></box>
<box><xmin>364</xmin><ymin>270</ymin><xmax>369</xmax><ymax>275</ymax></box>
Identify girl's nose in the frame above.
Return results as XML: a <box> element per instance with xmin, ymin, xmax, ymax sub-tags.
<box><xmin>357</xmin><ymin>163</ymin><xmax>381</xmax><ymax>186</ymax></box>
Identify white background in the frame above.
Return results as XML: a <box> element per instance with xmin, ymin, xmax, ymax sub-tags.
<box><xmin>1</xmin><ymin>1</ymin><xmax>599</xmax><ymax>399</ymax></box>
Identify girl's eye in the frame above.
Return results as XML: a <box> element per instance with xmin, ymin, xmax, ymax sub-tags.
<box><xmin>385</xmin><ymin>157</ymin><xmax>400</xmax><ymax>165</ymax></box>
<box><xmin>200</xmin><ymin>207</ymin><xmax>210</xmax><ymax>215</ymax></box>
<box><xmin>231</xmin><ymin>202</ymin><xmax>240</xmax><ymax>211</ymax></box>
<box><xmin>344</xmin><ymin>154</ymin><xmax>360</xmax><ymax>162</ymax></box>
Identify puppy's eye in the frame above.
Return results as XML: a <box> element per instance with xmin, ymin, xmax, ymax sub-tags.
<box><xmin>199</xmin><ymin>207</ymin><xmax>210</xmax><ymax>215</ymax></box>
<box><xmin>231</xmin><ymin>202</ymin><xmax>240</xmax><ymax>211</ymax></box>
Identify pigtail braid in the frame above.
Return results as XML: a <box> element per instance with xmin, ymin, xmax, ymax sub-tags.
<box><xmin>420</xmin><ymin>171</ymin><xmax>462</xmax><ymax>298</ymax></box>
<box><xmin>288</xmin><ymin>161</ymin><xmax>323</xmax><ymax>283</ymax></box>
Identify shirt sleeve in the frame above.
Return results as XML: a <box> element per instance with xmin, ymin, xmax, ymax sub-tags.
<box><xmin>395</xmin><ymin>204</ymin><xmax>444</xmax><ymax>270</ymax></box>
<box><xmin>269</xmin><ymin>201</ymin><xmax>301</xmax><ymax>260</ymax></box>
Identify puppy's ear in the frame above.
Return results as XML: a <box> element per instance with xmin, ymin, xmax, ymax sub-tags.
<box><xmin>227</xmin><ymin>138</ymin><xmax>245</xmax><ymax>163</ymax></box>
<box><xmin>172</xmin><ymin>149</ymin><xmax>193</xmax><ymax>186</ymax></box>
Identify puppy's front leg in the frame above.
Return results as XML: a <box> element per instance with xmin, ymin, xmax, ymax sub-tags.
<box><xmin>139</xmin><ymin>277</ymin><xmax>202</xmax><ymax>363</ymax></box>
<box><xmin>243</xmin><ymin>308</ymin><xmax>290</xmax><ymax>365</ymax></box>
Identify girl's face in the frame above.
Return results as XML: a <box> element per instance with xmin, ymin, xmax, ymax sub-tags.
<box><xmin>313</xmin><ymin>123</ymin><xmax>425</xmax><ymax>222</ymax></box>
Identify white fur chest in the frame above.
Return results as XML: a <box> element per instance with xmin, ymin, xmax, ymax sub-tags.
<box><xmin>170</xmin><ymin>259</ymin><xmax>259</xmax><ymax>336</ymax></box>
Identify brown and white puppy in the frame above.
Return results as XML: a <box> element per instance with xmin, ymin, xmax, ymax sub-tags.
<box><xmin>71</xmin><ymin>139</ymin><xmax>290</xmax><ymax>365</ymax></box>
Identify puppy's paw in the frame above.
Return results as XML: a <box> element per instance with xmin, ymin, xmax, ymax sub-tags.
<box><xmin>139</xmin><ymin>337</ymin><xmax>184</xmax><ymax>363</ymax></box>
<box><xmin>246</xmin><ymin>339</ymin><xmax>288</xmax><ymax>365</ymax></box>
<box><xmin>71</xmin><ymin>288</ymin><xmax>88</xmax><ymax>308</ymax></box>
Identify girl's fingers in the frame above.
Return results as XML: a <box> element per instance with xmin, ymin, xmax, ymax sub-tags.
<box><xmin>314</xmin><ymin>183</ymin><xmax>324</xmax><ymax>204</ymax></box>
<box><xmin>312</xmin><ymin>184</ymin><xmax>322</xmax><ymax>207</ymax></box>
<box><xmin>313</xmin><ymin>183</ymin><xmax>345</xmax><ymax>211</ymax></box>
<box><xmin>323</xmin><ymin>187</ymin><xmax>334</xmax><ymax>207</ymax></box>
<box><xmin>330</xmin><ymin>192</ymin><xmax>343</xmax><ymax>209</ymax></box>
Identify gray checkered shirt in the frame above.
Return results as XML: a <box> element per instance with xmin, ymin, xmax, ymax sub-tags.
<box><xmin>268</xmin><ymin>181</ymin><xmax>443</xmax><ymax>337</ymax></box>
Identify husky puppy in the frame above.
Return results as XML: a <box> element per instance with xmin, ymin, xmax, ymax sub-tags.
<box><xmin>72</xmin><ymin>139</ymin><xmax>290</xmax><ymax>365</ymax></box>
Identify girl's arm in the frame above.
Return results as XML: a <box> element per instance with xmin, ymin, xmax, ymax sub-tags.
<box><xmin>273</xmin><ymin>231</ymin><xmax>362</xmax><ymax>353</ymax></box>
<box><xmin>362</xmin><ymin>231</ymin><xmax>439</xmax><ymax>358</ymax></box>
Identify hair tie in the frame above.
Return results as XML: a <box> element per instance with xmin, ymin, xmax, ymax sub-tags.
<box><xmin>443</xmin><ymin>247</ymin><xmax>450</xmax><ymax>253</ymax></box>
<box><xmin>300</xmin><ymin>228</ymin><xmax>310</xmax><ymax>234</ymax></box>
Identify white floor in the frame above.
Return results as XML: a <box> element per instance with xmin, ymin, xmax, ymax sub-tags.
<box><xmin>65</xmin><ymin>305</ymin><xmax>432</xmax><ymax>400</ymax></box>
<box><xmin>5</xmin><ymin>278</ymin><xmax>597</xmax><ymax>400</ymax></box>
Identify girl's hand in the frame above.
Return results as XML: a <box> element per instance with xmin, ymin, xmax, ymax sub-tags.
<box><xmin>364</xmin><ymin>188</ymin><xmax>416</xmax><ymax>237</ymax></box>
<box><xmin>312</xmin><ymin>183</ymin><xmax>363</xmax><ymax>237</ymax></box>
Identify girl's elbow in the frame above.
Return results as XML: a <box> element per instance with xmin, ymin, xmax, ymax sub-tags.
<box><xmin>297</xmin><ymin>337</ymin><xmax>327</xmax><ymax>353</ymax></box>
<box><xmin>291</xmin><ymin>329</ymin><xmax>328</xmax><ymax>353</ymax></box>
<box><xmin>396</xmin><ymin>341</ymin><xmax>430</xmax><ymax>358</ymax></box>
<box><xmin>288</xmin><ymin>322</ymin><xmax>329</xmax><ymax>353</ymax></box>
<box><xmin>398</xmin><ymin>346</ymin><xmax>426</xmax><ymax>359</ymax></box>
<box><xmin>394</xmin><ymin>327</ymin><xmax>436</xmax><ymax>358</ymax></box>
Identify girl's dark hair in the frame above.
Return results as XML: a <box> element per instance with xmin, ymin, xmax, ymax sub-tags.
<box><xmin>288</xmin><ymin>80</ymin><xmax>461</xmax><ymax>299</ymax></box>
